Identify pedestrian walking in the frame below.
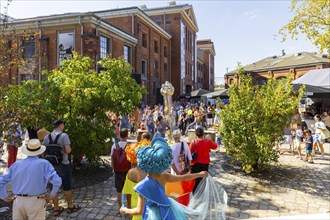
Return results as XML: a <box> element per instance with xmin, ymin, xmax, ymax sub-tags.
<box><xmin>0</xmin><ymin>139</ymin><xmax>62</xmax><ymax>220</ymax></box>
<box><xmin>42</xmin><ymin>119</ymin><xmax>81</xmax><ymax>216</ymax></box>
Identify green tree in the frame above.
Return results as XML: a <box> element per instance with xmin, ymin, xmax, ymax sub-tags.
<box><xmin>0</xmin><ymin>53</ymin><xmax>145</xmax><ymax>164</ymax></box>
<box><xmin>220</xmin><ymin>66</ymin><xmax>304</xmax><ymax>173</ymax></box>
<box><xmin>279</xmin><ymin>0</ymin><xmax>330</xmax><ymax>54</ymax></box>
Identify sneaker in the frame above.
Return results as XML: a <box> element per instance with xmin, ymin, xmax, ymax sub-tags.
<box><xmin>320</xmin><ymin>154</ymin><xmax>324</xmax><ymax>159</ymax></box>
<box><xmin>308</xmin><ymin>160</ymin><xmax>314</xmax><ymax>164</ymax></box>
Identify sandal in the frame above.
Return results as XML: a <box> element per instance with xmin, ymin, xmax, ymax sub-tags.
<box><xmin>53</xmin><ymin>206</ymin><xmax>64</xmax><ymax>216</ymax></box>
<box><xmin>66</xmin><ymin>204</ymin><xmax>81</xmax><ymax>213</ymax></box>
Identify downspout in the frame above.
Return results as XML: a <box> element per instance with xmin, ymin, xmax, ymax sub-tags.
<box><xmin>95</xmin><ymin>18</ymin><xmax>101</xmax><ymax>66</ymax></box>
<box><xmin>131</xmin><ymin>14</ymin><xmax>134</xmax><ymax>34</ymax></box>
<box><xmin>169</xmin><ymin>39</ymin><xmax>171</xmax><ymax>82</ymax></box>
<box><xmin>36</xmin><ymin>20</ymin><xmax>42</xmax><ymax>82</ymax></box>
<box><xmin>78</xmin><ymin>16</ymin><xmax>83</xmax><ymax>55</ymax></box>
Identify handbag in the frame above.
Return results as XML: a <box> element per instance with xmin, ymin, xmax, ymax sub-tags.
<box><xmin>320</xmin><ymin>128</ymin><xmax>330</xmax><ymax>139</ymax></box>
<box><xmin>191</xmin><ymin>140</ymin><xmax>198</xmax><ymax>160</ymax></box>
<box><xmin>179</xmin><ymin>142</ymin><xmax>190</xmax><ymax>174</ymax></box>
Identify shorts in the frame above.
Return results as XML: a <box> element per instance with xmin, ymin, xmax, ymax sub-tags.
<box><xmin>54</xmin><ymin>163</ymin><xmax>72</xmax><ymax>191</ymax></box>
<box><xmin>314</xmin><ymin>134</ymin><xmax>324</xmax><ymax>144</ymax></box>
<box><xmin>305</xmin><ymin>149</ymin><xmax>312</xmax><ymax>154</ymax></box>
<box><xmin>114</xmin><ymin>171</ymin><xmax>128</xmax><ymax>193</ymax></box>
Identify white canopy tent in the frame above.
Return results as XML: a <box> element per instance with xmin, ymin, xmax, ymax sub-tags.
<box><xmin>292</xmin><ymin>68</ymin><xmax>330</xmax><ymax>88</ymax></box>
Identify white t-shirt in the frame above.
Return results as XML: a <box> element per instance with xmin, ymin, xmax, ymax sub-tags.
<box><xmin>170</xmin><ymin>142</ymin><xmax>192</xmax><ymax>175</ymax></box>
<box><xmin>110</xmin><ymin>141</ymin><xmax>128</xmax><ymax>156</ymax></box>
<box><xmin>315</xmin><ymin>121</ymin><xmax>326</xmax><ymax>134</ymax></box>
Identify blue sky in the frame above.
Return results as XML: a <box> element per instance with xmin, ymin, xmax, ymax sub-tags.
<box><xmin>3</xmin><ymin>0</ymin><xmax>318</xmax><ymax>78</ymax></box>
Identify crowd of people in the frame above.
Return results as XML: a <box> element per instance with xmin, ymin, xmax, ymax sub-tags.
<box><xmin>110</xmin><ymin>101</ymin><xmax>223</xmax><ymax>144</ymax></box>
<box><xmin>288</xmin><ymin>108</ymin><xmax>330</xmax><ymax>163</ymax></box>
<box><xmin>2</xmin><ymin>100</ymin><xmax>329</xmax><ymax>219</ymax></box>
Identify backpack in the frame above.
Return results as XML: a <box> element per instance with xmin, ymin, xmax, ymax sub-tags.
<box><xmin>44</xmin><ymin>133</ymin><xmax>63</xmax><ymax>165</ymax></box>
<box><xmin>111</xmin><ymin>143</ymin><xmax>131</xmax><ymax>172</ymax></box>
<box><xmin>179</xmin><ymin>142</ymin><xmax>190</xmax><ymax>174</ymax></box>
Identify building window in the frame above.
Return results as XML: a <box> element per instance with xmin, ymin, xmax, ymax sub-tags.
<box><xmin>22</xmin><ymin>37</ymin><xmax>35</xmax><ymax>59</ymax></box>
<box><xmin>257</xmin><ymin>78</ymin><xmax>268</xmax><ymax>85</ymax></box>
<box><xmin>124</xmin><ymin>45</ymin><xmax>131</xmax><ymax>63</ymax></box>
<box><xmin>154</xmin><ymin>40</ymin><xmax>159</xmax><ymax>53</ymax></box>
<box><xmin>229</xmin><ymin>79</ymin><xmax>234</xmax><ymax>85</ymax></box>
<box><xmin>21</xmin><ymin>74</ymin><xmax>33</xmax><ymax>82</ymax></box>
<box><xmin>142</xmin><ymin>33</ymin><xmax>147</xmax><ymax>48</ymax></box>
<box><xmin>141</xmin><ymin>60</ymin><xmax>147</xmax><ymax>76</ymax></box>
<box><xmin>100</xmin><ymin>36</ymin><xmax>110</xmax><ymax>59</ymax></box>
<box><xmin>154</xmin><ymin>60</ymin><xmax>159</xmax><ymax>70</ymax></box>
<box><xmin>164</xmin><ymin>46</ymin><xmax>168</xmax><ymax>57</ymax></box>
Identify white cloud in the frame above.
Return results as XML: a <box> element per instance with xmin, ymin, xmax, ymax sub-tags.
<box><xmin>243</xmin><ymin>8</ymin><xmax>260</xmax><ymax>19</ymax></box>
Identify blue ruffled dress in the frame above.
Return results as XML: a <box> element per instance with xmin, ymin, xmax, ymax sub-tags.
<box><xmin>134</xmin><ymin>176</ymin><xmax>186</xmax><ymax>220</ymax></box>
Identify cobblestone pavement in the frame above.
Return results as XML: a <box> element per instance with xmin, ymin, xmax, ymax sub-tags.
<box><xmin>1</xmin><ymin>143</ymin><xmax>329</xmax><ymax>219</ymax></box>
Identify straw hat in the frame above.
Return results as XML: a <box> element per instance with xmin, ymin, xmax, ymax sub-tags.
<box><xmin>21</xmin><ymin>139</ymin><xmax>46</xmax><ymax>156</ymax></box>
<box><xmin>37</xmin><ymin>128</ymin><xmax>50</xmax><ymax>141</ymax></box>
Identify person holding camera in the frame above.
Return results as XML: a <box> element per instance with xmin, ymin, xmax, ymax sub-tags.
<box><xmin>189</xmin><ymin>128</ymin><xmax>218</xmax><ymax>193</ymax></box>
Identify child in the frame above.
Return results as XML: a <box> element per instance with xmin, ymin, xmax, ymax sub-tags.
<box><xmin>304</xmin><ymin>129</ymin><xmax>314</xmax><ymax>163</ymax></box>
<box><xmin>130</xmin><ymin>120</ymin><xmax>136</xmax><ymax>135</ymax></box>
<box><xmin>295</xmin><ymin>124</ymin><xmax>304</xmax><ymax>160</ymax></box>
<box><xmin>122</xmin><ymin>133</ymin><xmax>151</xmax><ymax>220</ymax></box>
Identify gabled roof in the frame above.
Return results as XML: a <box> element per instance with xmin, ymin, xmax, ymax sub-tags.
<box><xmin>227</xmin><ymin>52</ymin><xmax>330</xmax><ymax>75</ymax></box>
<box><xmin>143</xmin><ymin>4</ymin><xmax>198</xmax><ymax>32</ymax></box>
<box><xmin>197</xmin><ymin>39</ymin><xmax>216</xmax><ymax>56</ymax></box>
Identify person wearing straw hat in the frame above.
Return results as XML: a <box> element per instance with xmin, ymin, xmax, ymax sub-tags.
<box><xmin>37</xmin><ymin>128</ymin><xmax>50</xmax><ymax>142</ymax></box>
<box><xmin>0</xmin><ymin>139</ymin><xmax>62</xmax><ymax>220</ymax></box>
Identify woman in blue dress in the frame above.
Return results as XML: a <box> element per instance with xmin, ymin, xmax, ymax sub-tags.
<box><xmin>120</xmin><ymin>137</ymin><xmax>227</xmax><ymax>219</ymax></box>
<box><xmin>119</xmin><ymin>137</ymin><xmax>208</xmax><ymax>219</ymax></box>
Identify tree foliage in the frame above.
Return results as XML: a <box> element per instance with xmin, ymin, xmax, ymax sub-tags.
<box><xmin>0</xmin><ymin>53</ymin><xmax>145</xmax><ymax>163</ymax></box>
<box><xmin>279</xmin><ymin>0</ymin><xmax>330</xmax><ymax>54</ymax></box>
<box><xmin>220</xmin><ymin>66</ymin><xmax>304</xmax><ymax>173</ymax></box>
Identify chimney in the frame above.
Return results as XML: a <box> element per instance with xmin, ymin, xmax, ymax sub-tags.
<box><xmin>138</xmin><ymin>4</ymin><xmax>147</xmax><ymax>10</ymax></box>
<box><xmin>168</xmin><ymin>1</ymin><xmax>177</xmax><ymax>6</ymax></box>
<box><xmin>282</xmin><ymin>49</ymin><xmax>286</xmax><ymax>56</ymax></box>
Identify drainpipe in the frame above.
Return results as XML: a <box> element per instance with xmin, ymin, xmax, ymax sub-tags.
<box><xmin>131</xmin><ymin>14</ymin><xmax>134</xmax><ymax>34</ymax></box>
<box><xmin>36</xmin><ymin>20</ymin><xmax>42</xmax><ymax>82</ymax></box>
<box><xmin>169</xmin><ymin>39</ymin><xmax>171</xmax><ymax>82</ymax></box>
<box><xmin>78</xmin><ymin>16</ymin><xmax>83</xmax><ymax>55</ymax></box>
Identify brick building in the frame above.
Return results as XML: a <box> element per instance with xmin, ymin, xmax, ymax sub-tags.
<box><xmin>94</xmin><ymin>7</ymin><xmax>171</xmax><ymax>104</ymax></box>
<box><xmin>1</xmin><ymin>1</ymin><xmax>216</xmax><ymax>104</ymax></box>
<box><xmin>143</xmin><ymin>2</ymin><xmax>199</xmax><ymax>99</ymax></box>
<box><xmin>197</xmin><ymin>39</ymin><xmax>215</xmax><ymax>91</ymax></box>
<box><xmin>224</xmin><ymin>51</ymin><xmax>330</xmax><ymax>88</ymax></box>
<box><xmin>0</xmin><ymin>13</ymin><xmax>137</xmax><ymax>85</ymax></box>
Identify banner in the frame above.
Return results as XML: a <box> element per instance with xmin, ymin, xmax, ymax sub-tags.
<box><xmin>58</xmin><ymin>31</ymin><xmax>75</xmax><ymax>65</ymax></box>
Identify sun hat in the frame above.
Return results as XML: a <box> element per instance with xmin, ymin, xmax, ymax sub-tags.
<box><xmin>21</xmin><ymin>139</ymin><xmax>46</xmax><ymax>156</ymax></box>
<box><xmin>37</xmin><ymin>128</ymin><xmax>50</xmax><ymax>141</ymax></box>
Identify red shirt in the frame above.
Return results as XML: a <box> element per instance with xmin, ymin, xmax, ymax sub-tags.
<box><xmin>189</xmin><ymin>139</ymin><xmax>218</xmax><ymax>165</ymax></box>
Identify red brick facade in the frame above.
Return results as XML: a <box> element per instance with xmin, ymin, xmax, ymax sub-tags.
<box><xmin>225</xmin><ymin>52</ymin><xmax>330</xmax><ymax>88</ymax></box>
<box><xmin>1</xmin><ymin>3</ymin><xmax>215</xmax><ymax>104</ymax></box>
